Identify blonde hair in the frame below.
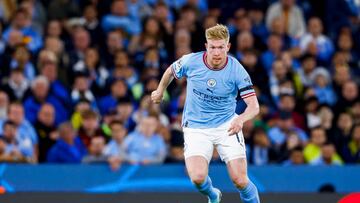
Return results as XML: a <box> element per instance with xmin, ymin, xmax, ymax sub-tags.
<box><xmin>205</xmin><ymin>24</ymin><xmax>230</xmax><ymax>43</ymax></box>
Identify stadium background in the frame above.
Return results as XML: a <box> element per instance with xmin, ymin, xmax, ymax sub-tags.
<box><xmin>0</xmin><ymin>0</ymin><xmax>359</xmax><ymax>202</ymax></box>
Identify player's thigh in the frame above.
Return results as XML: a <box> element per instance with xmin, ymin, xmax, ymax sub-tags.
<box><xmin>215</xmin><ymin>131</ymin><xmax>246</xmax><ymax>163</ymax></box>
<box><xmin>226</xmin><ymin>158</ymin><xmax>249</xmax><ymax>188</ymax></box>
<box><xmin>183</xmin><ymin>128</ymin><xmax>214</xmax><ymax>163</ymax></box>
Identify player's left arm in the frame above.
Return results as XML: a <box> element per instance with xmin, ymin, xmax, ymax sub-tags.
<box><xmin>228</xmin><ymin>95</ymin><xmax>259</xmax><ymax>135</ymax></box>
<box><xmin>228</xmin><ymin>60</ymin><xmax>260</xmax><ymax>135</ymax></box>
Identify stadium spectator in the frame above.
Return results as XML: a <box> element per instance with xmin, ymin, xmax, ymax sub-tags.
<box><xmin>234</xmin><ymin>31</ymin><xmax>255</xmax><ymax>61</ymax></box>
<box><xmin>342</xmin><ymin>124</ymin><xmax>360</xmax><ymax>163</ymax></box>
<box><xmin>310</xmin><ymin>142</ymin><xmax>343</xmax><ymax>165</ymax></box>
<box><xmin>104</xmin><ymin>120</ymin><xmax>127</xmax><ymax>158</ymax></box>
<box><xmin>81</xmin><ymin>4</ymin><xmax>103</xmax><ymax>46</ymax></box>
<box><xmin>78</xmin><ymin>110</ymin><xmax>107</xmax><ymax>148</ymax></box>
<box><xmin>299</xmin><ymin>17</ymin><xmax>334</xmax><ymax>64</ymax></box>
<box><xmin>310</xmin><ymin>68</ymin><xmax>337</xmax><ymax>106</ymax></box>
<box><xmin>101</xmin><ymin>30</ymin><xmax>124</xmax><ymax>68</ymax></box>
<box><xmin>9</xmin><ymin>45</ymin><xmax>36</xmax><ymax>81</ymax></box>
<box><xmin>261</xmin><ymin>34</ymin><xmax>283</xmax><ymax>73</ymax></box>
<box><xmin>71</xmin><ymin>71</ymin><xmax>98</xmax><ymax>110</ymax></box>
<box><xmin>248</xmin><ymin>6</ymin><xmax>268</xmax><ymax>44</ymax></box>
<box><xmin>43</xmin><ymin>37</ymin><xmax>67</xmax><ymax>70</ymax></box>
<box><xmin>317</xmin><ymin>105</ymin><xmax>334</xmax><ymax>132</ymax></box>
<box><xmin>329</xmin><ymin>112</ymin><xmax>354</xmax><ymax>153</ymax></box>
<box><xmin>71</xmin><ymin>99</ymin><xmax>92</xmax><ymax>130</ymax></box>
<box><xmin>68</xmin><ymin>27</ymin><xmax>91</xmax><ymax>73</ymax></box>
<box><xmin>153</xmin><ymin>1</ymin><xmax>174</xmax><ymax>36</ymax></box>
<box><xmin>116</xmin><ymin>97</ymin><xmax>136</xmax><ymax>131</ymax></box>
<box><xmin>268</xmin><ymin>111</ymin><xmax>308</xmax><ymax>149</ymax></box>
<box><xmin>112</xmin><ymin>50</ymin><xmax>138</xmax><ymax>88</ymax></box>
<box><xmin>73</xmin><ymin>47</ymin><xmax>109</xmax><ymax>95</ymax></box>
<box><xmin>332</xmin><ymin>64</ymin><xmax>351</xmax><ymax>97</ymax></box>
<box><xmin>268</xmin><ymin>17</ymin><xmax>295</xmax><ymax>50</ymax></box>
<box><xmin>47</xmin><ymin>122</ymin><xmax>87</xmax><ymax>163</ymax></box>
<box><xmin>268</xmin><ymin>59</ymin><xmax>295</xmax><ymax>105</ymax></box>
<box><xmin>249</xmin><ymin>127</ymin><xmax>273</xmax><ymax>165</ymax></box>
<box><xmin>277</xmin><ymin>94</ymin><xmax>305</xmax><ymax>130</ymax></box>
<box><xmin>2</xmin><ymin>8</ymin><xmax>43</xmax><ymax>53</ymax></box>
<box><xmin>297</xmin><ymin>54</ymin><xmax>318</xmax><ymax>87</ymax></box>
<box><xmin>335</xmin><ymin>80</ymin><xmax>359</xmax><ymax>114</ymax></box>
<box><xmin>266</xmin><ymin>0</ymin><xmax>306</xmax><ymax>38</ymax></box>
<box><xmin>23</xmin><ymin>76</ymin><xmax>69</xmax><ymax>125</ymax></box>
<box><xmin>101</xmin><ymin>0</ymin><xmax>141</xmax><ymax>35</ymax></box>
<box><xmin>0</xmin><ymin>120</ymin><xmax>30</xmax><ymax>163</ymax></box>
<box><xmin>45</xmin><ymin>20</ymin><xmax>63</xmax><ymax>38</ymax></box>
<box><xmin>123</xmin><ymin>113</ymin><xmax>166</xmax><ymax>165</ymax></box>
<box><xmin>0</xmin><ymin>102</ymin><xmax>38</xmax><ymax>161</ymax></box>
<box><xmin>19</xmin><ymin>0</ymin><xmax>47</xmax><ymax>35</ymax></box>
<box><xmin>303</xmin><ymin>96</ymin><xmax>321</xmax><ymax>129</ymax></box>
<box><xmin>336</xmin><ymin>32</ymin><xmax>359</xmax><ymax>71</ymax></box>
<box><xmin>98</xmin><ymin>78</ymin><xmax>129</xmax><ymax>115</ymax></box>
<box><xmin>82</xmin><ymin>136</ymin><xmax>109</xmax><ymax>164</ymax></box>
<box><xmin>303</xmin><ymin>127</ymin><xmax>327</xmax><ymax>163</ymax></box>
<box><xmin>38</xmin><ymin>50</ymin><xmax>71</xmax><ymax>109</ymax></box>
<box><xmin>282</xmin><ymin>146</ymin><xmax>305</xmax><ymax>166</ymax></box>
<box><xmin>34</xmin><ymin>103</ymin><xmax>57</xmax><ymax>163</ymax></box>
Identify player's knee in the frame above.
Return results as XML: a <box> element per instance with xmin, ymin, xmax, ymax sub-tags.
<box><xmin>232</xmin><ymin>176</ymin><xmax>249</xmax><ymax>189</ymax></box>
<box><xmin>191</xmin><ymin>173</ymin><xmax>207</xmax><ymax>185</ymax></box>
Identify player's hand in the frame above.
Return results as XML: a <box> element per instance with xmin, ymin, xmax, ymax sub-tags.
<box><xmin>228</xmin><ymin>117</ymin><xmax>244</xmax><ymax>135</ymax></box>
<box><xmin>151</xmin><ymin>89</ymin><xmax>163</xmax><ymax>104</ymax></box>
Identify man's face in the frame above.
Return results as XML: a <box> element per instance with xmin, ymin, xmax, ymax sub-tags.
<box><xmin>309</xmin><ymin>18</ymin><xmax>323</xmax><ymax>36</ymax></box>
<box><xmin>41</xmin><ymin>63</ymin><xmax>57</xmax><ymax>82</ymax></box>
<box><xmin>33</xmin><ymin>81</ymin><xmax>49</xmax><ymax>101</ymax></box>
<box><xmin>82</xmin><ymin>117</ymin><xmax>98</xmax><ymax>131</ymax></box>
<box><xmin>140</xmin><ymin>116</ymin><xmax>158</xmax><ymax>137</ymax></box>
<box><xmin>38</xmin><ymin>105</ymin><xmax>55</xmax><ymax>126</ymax></box>
<box><xmin>322</xmin><ymin>145</ymin><xmax>335</xmax><ymax>161</ymax></box>
<box><xmin>311</xmin><ymin>129</ymin><xmax>326</xmax><ymax>146</ymax></box>
<box><xmin>89</xmin><ymin>137</ymin><xmax>105</xmax><ymax>156</ymax></box>
<box><xmin>290</xmin><ymin>151</ymin><xmax>304</xmax><ymax>164</ymax></box>
<box><xmin>111</xmin><ymin>124</ymin><xmax>127</xmax><ymax>142</ymax></box>
<box><xmin>8</xmin><ymin>104</ymin><xmax>24</xmax><ymax>125</ymax></box>
<box><xmin>280</xmin><ymin>96</ymin><xmax>295</xmax><ymax>111</ymax></box>
<box><xmin>205</xmin><ymin>39</ymin><xmax>230</xmax><ymax>68</ymax></box>
<box><xmin>14</xmin><ymin>12</ymin><xmax>29</xmax><ymax>28</ymax></box>
<box><xmin>3</xmin><ymin>124</ymin><xmax>17</xmax><ymax>139</ymax></box>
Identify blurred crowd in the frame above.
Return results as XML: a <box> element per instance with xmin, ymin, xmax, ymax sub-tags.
<box><xmin>0</xmin><ymin>0</ymin><xmax>359</xmax><ymax>169</ymax></box>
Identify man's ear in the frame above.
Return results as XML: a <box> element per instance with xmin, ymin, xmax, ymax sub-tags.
<box><xmin>205</xmin><ymin>43</ymin><xmax>208</xmax><ymax>50</ymax></box>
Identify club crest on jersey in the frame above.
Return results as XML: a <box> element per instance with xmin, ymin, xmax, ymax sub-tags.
<box><xmin>207</xmin><ymin>78</ymin><xmax>216</xmax><ymax>87</ymax></box>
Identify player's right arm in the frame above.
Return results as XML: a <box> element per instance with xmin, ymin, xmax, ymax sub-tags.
<box><xmin>151</xmin><ymin>53</ymin><xmax>192</xmax><ymax>104</ymax></box>
<box><xmin>151</xmin><ymin>67</ymin><xmax>174</xmax><ymax>104</ymax></box>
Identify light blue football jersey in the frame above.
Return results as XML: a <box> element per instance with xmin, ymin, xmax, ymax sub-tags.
<box><xmin>171</xmin><ymin>51</ymin><xmax>256</xmax><ymax>128</ymax></box>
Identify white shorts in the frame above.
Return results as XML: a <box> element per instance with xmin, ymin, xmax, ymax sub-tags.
<box><xmin>183</xmin><ymin>117</ymin><xmax>246</xmax><ymax>163</ymax></box>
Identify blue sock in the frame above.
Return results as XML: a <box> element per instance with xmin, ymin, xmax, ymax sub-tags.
<box><xmin>239</xmin><ymin>180</ymin><xmax>260</xmax><ymax>203</ymax></box>
<box><xmin>194</xmin><ymin>176</ymin><xmax>218</xmax><ymax>200</ymax></box>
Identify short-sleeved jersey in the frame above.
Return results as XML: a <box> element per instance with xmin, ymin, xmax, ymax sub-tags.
<box><xmin>171</xmin><ymin>51</ymin><xmax>256</xmax><ymax>128</ymax></box>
